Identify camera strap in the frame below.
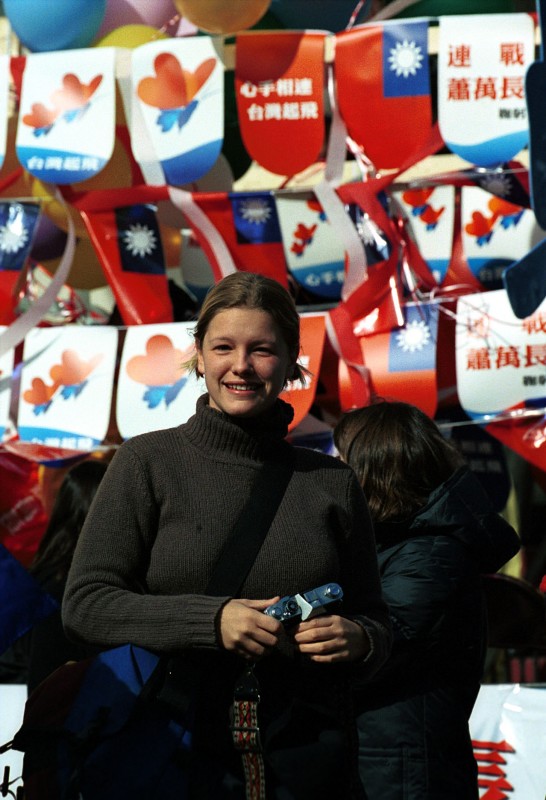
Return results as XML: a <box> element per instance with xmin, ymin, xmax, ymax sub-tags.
<box><xmin>219</xmin><ymin>453</ymin><xmax>294</xmax><ymax>800</ymax></box>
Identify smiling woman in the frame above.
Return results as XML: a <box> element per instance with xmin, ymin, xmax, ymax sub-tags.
<box><xmin>62</xmin><ymin>272</ymin><xmax>392</xmax><ymax>799</ymax></box>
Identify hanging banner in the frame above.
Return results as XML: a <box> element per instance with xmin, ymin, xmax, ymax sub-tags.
<box><xmin>393</xmin><ymin>185</ymin><xmax>456</xmax><ymax>286</ymax></box>
<box><xmin>190</xmin><ymin>191</ymin><xmax>289</xmax><ymax>287</ymax></box>
<box><xmin>17</xmin><ymin>326</ymin><xmax>117</xmax><ymax>450</ymax></box>
<box><xmin>470</xmin><ymin>684</ymin><xmax>546</xmax><ymax>799</ymax></box>
<box><xmin>0</xmin><ymin>201</ymin><xmax>41</xmax><ymax>325</ymax></box>
<box><xmin>455</xmin><ymin>289</ymin><xmax>546</xmax><ymax>420</ymax></box>
<box><xmin>275</xmin><ymin>192</ymin><xmax>345</xmax><ymax>301</ymax></box>
<box><xmin>281</xmin><ymin>312</ymin><xmax>326</xmax><ymax>430</ymax></box>
<box><xmin>16</xmin><ymin>48</ymin><xmax>116</xmax><ymax>184</ymax></box>
<box><xmin>235</xmin><ymin>31</ymin><xmax>326</xmax><ymax>176</ymax></box>
<box><xmin>335</xmin><ymin>20</ymin><xmax>433</xmax><ymax>170</ymax></box>
<box><xmin>0</xmin><ymin>327</ymin><xmax>13</xmax><ymax>441</ymax></box>
<box><xmin>0</xmin><ymin>55</ymin><xmax>10</xmax><ymax>172</ymax></box>
<box><xmin>81</xmin><ymin>203</ymin><xmax>174</xmax><ymax>326</ymax></box>
<box><xmin>358</xmin><ymin>301</ymin><xmax>439</xmax><ymax>417</ymax></box>
<box><xmin>117</xmin><ymin>322</ymin><xmax>203</xmax><ymax>440</ymax></box>
<box><xmin>462</xmin><ymin>185</ymin><xmax>545</xmax><ymax>290</ymax></box>
<box><xmin>437</xmin><ymin>14</ymin><xmax>534</xmax><ymax>167</ymax></box>
<box><xmin>132</xmin><ymin>36</ymin><xmax>224</xmax><ymax>186</ymax></box>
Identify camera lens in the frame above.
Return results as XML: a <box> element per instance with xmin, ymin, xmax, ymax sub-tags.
<box><xmin>284</xmin><ymin>599</ymin><xmax>299</xmax><ymax>615</ymax></box>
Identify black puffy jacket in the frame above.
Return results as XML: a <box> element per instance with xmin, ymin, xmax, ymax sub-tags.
<box><xmin>355</xmin><ymin>467</ymin><xmax>520</xmax><ymax>800</ymax></box>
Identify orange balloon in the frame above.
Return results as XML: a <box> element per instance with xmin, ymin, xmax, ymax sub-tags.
<box><xmin>173</xmin><ymin>0</ymin><xmax>270</xmax><ymax>33</ymax></box>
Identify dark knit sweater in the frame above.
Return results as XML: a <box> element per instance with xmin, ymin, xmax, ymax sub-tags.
<box><xmin>62</xmin><ymin>395</ymin><xmax>390</xmax><ymax>670</ymax></box>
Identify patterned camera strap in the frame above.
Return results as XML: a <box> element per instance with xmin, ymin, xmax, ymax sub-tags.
<box><xmin>231</xmin><ymin>664</ymin><xmax>266</xmax><ymax>800</ymax></box>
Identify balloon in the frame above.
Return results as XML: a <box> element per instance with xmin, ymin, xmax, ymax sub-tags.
<box><xmin>173</xmin><ymin>0</ymin><xmax>270</xmax><ymax>33</ymax></box>
<box><xmin>30</xmin><ymin>215</ymin><xmax>68</xmax><ymax>262</ymax></box>
<box><xmin>96</xmin><ymin>0</ymin><xmax>178</xmax><ymax>39</ymax></box>
<box><xmin>95</xmin><ymin>23</ymin><xmax>168</xmax><ymax>48</ymax></box>
<box><xmin>4</xmin><ymin>0</ymin><xmax>107</xmax><ymax>52</ymax></box>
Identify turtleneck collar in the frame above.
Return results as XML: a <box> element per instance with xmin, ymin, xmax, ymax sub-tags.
<box><xmin>182</xmin><ymin>393</ymin><xmax>294</xmax><ymax>464</ymax></box>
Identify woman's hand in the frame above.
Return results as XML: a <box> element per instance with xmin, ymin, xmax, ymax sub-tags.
<box><xmin>219</xmin><ymin>597</ymin><xmax>282</xmax><ymax>660</ymax></box>
<box><xmin>293</xmin><ymin>614</ymin><xmax>370</xmax><ymax>663</ymax></box>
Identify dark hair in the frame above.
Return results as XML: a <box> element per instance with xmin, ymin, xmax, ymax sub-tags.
<box><xmin>31</xmin><ymin>459</ymin><xmax>108</xmax><ymax>583</ymax></box>
<box><xmin>334</xmin><ymin>399</ymin><xmax>465</xmax><ymax>522</ymax></box>
<box><xmin>186</xmin><ymin>272</ymin><xmax>308</xmax><ymax>384</ymax></box>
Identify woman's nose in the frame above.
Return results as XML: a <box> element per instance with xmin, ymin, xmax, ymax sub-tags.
<box><xmin>232</xmin><ymin>349</ymin><xmax>253</xmax><ymax>373</ymax></box>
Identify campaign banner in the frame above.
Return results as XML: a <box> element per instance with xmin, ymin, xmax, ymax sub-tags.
<box><xmin>0</xmin><ymin>327</ymin><xmax>13</xmax><ymax>440</ymax></box>
<box><xmin>16</xmin><ymin>48</ymin><xmax>116</xmax><ymax>184</ymax></box>
<box><xmin>335</xmin><ymin>20</ymin><xmax>433</xmax><ymax>170</ymax></box>
<box><xmin>393</xmin><ymin>185</ymin><xmax>456</xmax><ymax>286</ymax></box>
<box><xmin>0</xmin><ymin>55</ymin><xmax>10</xmax><ymax>172</ymax></box>
<box><xmin>190</xmin><ymin>191</ymin><xmax>289</xmax><ymax>287</ymax></box>
<box><xmin>18</xmin><ymin>326</ymin><xmax>117</xmax><ymax>449</ymax></box>
<box><xmin>455</xmin><ymin>289</ymin><xmax>546</xmax><ymax>420</ymax></box>
<box><xmin>0</xmin><ymin>201</ymin><xmax>42</xmax><ymax>325</ymax></box>
<box><xmin>81</xmin><ymin>203</ymin><xmax>174</xmax><ymax>326</ymax></box>
<box><xmin>437</xmin><ymin>14</ymin><xmax>534</xmax><ymax>167</ymax></box>
<box><xmin>470</xmin><ymin>684</ymin><xmax>546</xmax><ymax>799</ymax></box>
<box><xmin>235</xmin><ymin>31</ymin><xmax>326</xmax><ymax>177</ymax></box>
<box><xmin>461</xmin><ymin>185</ymin><xmax>545</xmax><ymax>290</ymax></box>
<box><xmin>281</xmin><ymin>312</ymin><xmax>326</xmax><ymax>431</ymax></box>
<box><xmin>132</xmin><ymin>37</ymin><xmax>224</xmax><ymax>186</ymax></box>
<box><xmin>359</xmin><ymin>301</ymin><xmax>439</xmax><ymax>417</ymax></box>
<box><xmin>275</xmin><ymin>192</ymin><xmax>345</xmax><ymax>301</ymax></box>
<box><xmin>117</xmin><ymin>323</ymin><xmax>203</xmax><ymax>440</ymax></box>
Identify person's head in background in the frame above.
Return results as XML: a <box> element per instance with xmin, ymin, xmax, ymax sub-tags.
<box><xmin>334</xmin><ymin>399</ymin><xmax>465</xmax><ymax>523</ymax></box>
<box><xmin>32</xmin><ymin>459</ymin><xmax>108</xmax><ymax>583</ymax></box>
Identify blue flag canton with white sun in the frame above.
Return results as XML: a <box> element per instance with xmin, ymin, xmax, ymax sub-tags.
<box><xmin>383</xmin><ymin>22</ymin><xmax>430</xmax><ymax>98</ymax></box>
<box><xmin>0</xmin><ymin>202</ymin><xmax>41</xmax><ymax>272</ymax></box>
<box><xmin>230</xmin><ymin>193</ymin><xmax>283</xmax><ymax>245</ymax></box>
<box><xmin>115</xmin><ymin>205</ymin><xmax>166</xmax><ymax>275</ymax></box>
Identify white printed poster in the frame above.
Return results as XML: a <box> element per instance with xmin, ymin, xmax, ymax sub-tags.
<box><xmin>0</xmin><ymin>328</ymin><xmax>13</xmax><ymax>440</ymax></box>
<box><xmin>16</xmin><ymin>48</ymin><xmax>116</xmax><ymax>184</ymax></box>
<box><xmin>18</xmin><ymin>326</ymin><xmax>118</xmax><ymax>449</ymax></box>
<box><xmin>117</xmin><ymin>322</ymin><xmax>204</xmax><ymax>439</ymax></box>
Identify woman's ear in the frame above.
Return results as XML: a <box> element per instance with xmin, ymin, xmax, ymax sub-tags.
<box><xmin>196</xmin><ymin>345</ymin><xmax>205</xmax><ymax>378</ymax></box>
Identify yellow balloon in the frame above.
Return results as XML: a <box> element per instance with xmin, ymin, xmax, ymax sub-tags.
<box><xmin>173</xmin><ymin>0</ymin><xmax>270</xmax><ymax>33</ymax></box>
<box><xmin>95</xmin><ymin>23</ymin><xmax>168</xmax><ymax>48</ymax></box>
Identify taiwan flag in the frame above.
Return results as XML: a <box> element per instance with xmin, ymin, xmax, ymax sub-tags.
<box><xmin>0</xmin><ymin>201</ymin><xmax>41</xmax><ymax>324</ymax></box>
<box><xmin>189</xmin><ymin>191</ymin><xmax>289</xmax><ymax>287</ymax></box>
<box><xmin>360</xmin><ymin>301</ymin><xmax>439</xmax><ymax>417</ymax></box>
<box><xmin>81</xmin><ymin>204</ymin><xmax>173</xmax><ymax>326</ymax></box>
<box><xmin>335</xmin><ymin>20</ymin><xmax>433</xmax><ymax>170</ymax></box>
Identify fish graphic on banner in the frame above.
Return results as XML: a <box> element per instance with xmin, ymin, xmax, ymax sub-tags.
<box><xmin>359</xmin><ymin>302</ymin><xmax>439</xmax><ymax>417</ymax></box>
<box><xmin>132</xmin><ymin>37</ymin><xmax>224</xmax><ymax>186</ymax></box>
<box><xmin>335</xmin><ymin>20</ymin><xmax>433</xmax><ymax>170</ymax></box>
<box><xmin>235</xmin><ymin>31</ymin><xmax>326</xmax><ymax>177</ymax></box>
<box><xmin>0</xmin><ymin>201</ymin><xmax>41</xmax><ymax>324</ymax></box>
<box><xmin>16</xmin><ymin>48</ymin><xmax>116</xmax><ymax>184</ymax></box>
<box><xmin>18</xmin><ymin>326</ymin><xmax>117</xmax><ymax>450</ymax></box>
<box><xmin>275</xmin><ymin>192</ymin><xmax>345</xmax><ymax>301</ymax></box>
<box><xmin>461</xmin><ymin>186</ymin><xmax>545</xmax><ymax>290</ymax></box>
<box><xmin>117</xmin><ymin>323</ymin><xmax>203</xmax><ymax>440</ymax></box>
<box><xmin>189</xmin><ymin>191</ymin><xmax>289</xmax><ymax>287</ymax></box>
<box><xmin>437</xmin><ymin>14</ymin><xmax>534</xmax><ymax>167</ymax></box>
<box><xmin>393</xmin><ymin>186</ymin><xmax>456</xmax><ymax>286</ymax></box>
<box><xmin>81</xmin><ymin>204</ymin><xmax>174</xmax><ymax>325</ymax></box>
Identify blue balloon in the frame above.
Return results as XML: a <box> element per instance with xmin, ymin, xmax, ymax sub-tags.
<box><xmin>4</xmin><ymin>0</ymin><xmax>107</xmax><ymax>52</ymax></box>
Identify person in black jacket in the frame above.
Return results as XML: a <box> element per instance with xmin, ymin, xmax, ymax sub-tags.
<box><xmin>334</xmin><ymin>399</ymin><xmax>520</xmax><ymax>800</ymax></box>
<box><xmin>0</xmin><ymin>459</ymin><xmax>107</xmax><ymax>690</ymax></box>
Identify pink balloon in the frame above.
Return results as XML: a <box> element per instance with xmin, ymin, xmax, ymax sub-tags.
<box><xmin>96</xmin><ymin>0</ymin><xmax>179</xmax><ymax>39</ymax></box>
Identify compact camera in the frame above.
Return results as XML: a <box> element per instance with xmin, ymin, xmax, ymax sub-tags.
<box><xmin>264</xmin><ymin>583</ymin><xmax>343</xmax><ymax>626</ymax></box>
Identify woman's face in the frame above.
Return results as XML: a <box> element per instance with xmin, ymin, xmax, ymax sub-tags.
<box><xmin>196</xmin><ymin>307</ymin><xmax>295</xmax><ymax>418</ymax></box>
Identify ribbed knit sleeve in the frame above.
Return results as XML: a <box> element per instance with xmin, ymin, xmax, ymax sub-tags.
<box><xmin>62</xmin><ymin>439</ymin><xmax>230</xmax><ymax>653</ymax></box>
